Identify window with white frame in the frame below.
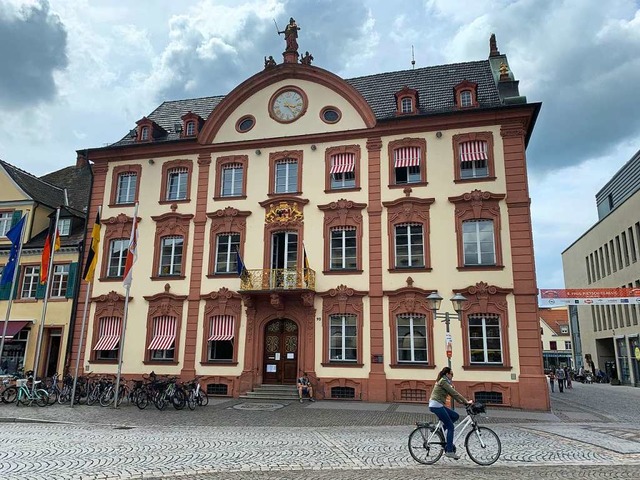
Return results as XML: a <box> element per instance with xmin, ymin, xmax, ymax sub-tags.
<box><xmin>462</xmin><ymin>220</ymin><xmax>495</xmax><ymax>266</ymax></box>
<box><xmin>565</xmin><ymin>341</ymin><xmax>572</xmax><ymax>350</ymax></box>
<box><xmin>57</xmin><ymin>218</ymin><xmax>71</xmax><ymax>236</ymax></box>
<box><xmin>395</xmin><ymin>223</ymin><xmax>424</xmax><ymax>268</ymax></box>
<box><xmin>274</xmin><ymin>159</ymin><xmax>298</xmax><ymax>193</ymax></box>
<box><xmin>21</xmin><ymin>266</ymin><xmax>39</xmax><ymax>298</ymax></box>
<box><xmin>50</xmin><ymin>264</ymin><xmax>70</xmax><ymax>297</ymax></box>
<box><xmin>215</xmin><ymin>233</ymin><xmax>240</xmax><ymax>274</ymax></box>
<box><xmin>397</xmin><ymin>314</ymin><xmax>428</xmax><ymax>363</ymax></box>
<box><xmin>221</xmin><ymin>164</ymin><xmax>244</xmax><ymax>197</ymax></box>
<box><xmin>185</xmin><ymin>121</ymin><xmax>196</xmax><ymax>136</ymax></box>
<box><xmin>468</xmin><ymin>314</ymin><xmax>503</xmax><ymax>364</ymax></box>
<box><xmin>560</xmin><ymin>325</ymin><xmax>569</xmax><ymax>334</ymax></box>
<box><xmin>116</xmin><ymin>172</ymin><xmax>137</xmax><ymax>204</ymax></box>
<box><xmin>0</xmin><ymin>212</ymin><xmax>12</xmax><ymax>236</ymax></box>
<box><xmin>159</xmin><ymin>236</ymin><xmax>183</xmax><ymax>276</ymax></box>
<box><xmin>459</xmin><ymin>140</ymin><xmax>488</xmax><ymax>179</ymax></box>
<box><xmin>401</xmin><ymin>97</ymin><xmax>413</xmax><ymax>113</ymax></box>
<box><xmin>107</xmin><ymin>239</ymin><xmax>128</xmax><ymax>277</ymax></box>
<box><xmin>393</xmin><ymin>147</ymin><xmax>421</xmax><ymax>184</ymax></box>
<box><xmin>330</xmin><ymin>153</ymin><xmax>356</xmax><ymax>189</ymax></box>
<box><xmin>460</xmin><ymin>90</ymin><xmax>473</xmax><ymax>107</ymax></box>
<box><xmin>166</xmin><ymin>168</ymin><xmax>188</xmax><ymax>201</ymax></box>
<box><xmin>140</xmin><ymin>126</ymin><xmax>150</xmax><ymax>141</ymax></box>
<box><xmin>330</xmin><ymin>314</ymin><xmax>357</xmax><ymax>362</ymax></box>
<box><xmin>330</xmin><ymin>227</ymin><xmax>357</xmax><ymax>270</ymax></box>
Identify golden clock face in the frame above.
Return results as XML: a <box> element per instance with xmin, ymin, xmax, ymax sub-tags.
<box><xmin>271</xmin><ymin>89</ymin><xmax>306</xmax><ymax>122</ymax></box>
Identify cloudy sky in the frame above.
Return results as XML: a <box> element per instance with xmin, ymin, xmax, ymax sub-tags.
<box><xmin>1</xmin><ymin>0</ymin><xmax>639</xmax><ymax>288</ymax></box>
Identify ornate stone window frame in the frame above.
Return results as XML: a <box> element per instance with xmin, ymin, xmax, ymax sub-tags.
<box><xmin>318</xmin><ymin>285</ymin><xmax>367</xmax><ymax>367</ymax></box>
<box><xmin>150</xmin><ymin>209</ymin><xmax>193</xmax><ymax>281</ymax></box>
<box><xmin>99</xmin><ymin>213</ymin><xmax>140</xmax><ymax>281</ymax></box>
<box><xmin>385</xmin><ymin>283</ymin><xmax>436</xmax><ymax>368</ymax></box>
<box><xmin>324</xmin><ymin>144</ymin><xmax>361</xmax><ymax>193</ymax></box>
<box><xmin>159</xmin><ymin>159</ymin><xmax>193</xmax><ymax>204</ymax></box>
<box><xmin>448</xmin><ymin>190</ymin><xmax>505</xmax><ymax>270</ymax></box>
<box><xmin>200</xmin><ymin>287</ymin><xmax>242</xmax><ymax>365</ymax></box>
<box><xmin>259</xmin><ymin>197</ymin><xmax>309</xmax><ymax>270</ymax></box>
<box><xmin>388</xmin><ymin>137</ymin><xmax>427</xmax><ymax>188</ymax></box>
<box><xmin>454</xmin><ymin>80</ymin><xmax>479</xmax><ymax>109</ymax></box>
<box><xmin>214</xmin><ymin>155</ymin><xmax>248</xmax><ymax>200</ymax></box>
<box><xmin>394</xmin><ymin>86</ymin><xmax>419</xmax><ymax>115</ymax></box>
<box><xmin>318</xmin><ymin>199</ymin><xmax>366</xmax><ymax>274</ymax></box>
<box><xmin>456</xmin><ymin>282</ymin><xmax>513</xmax><ymax>370</ymax></box>
<box><xmin>383</xmin><ymin>196</ymin><xmax>435</xmax><ymax>272</ymax></box>
<box><xmin>109</xmin><ymin>164</ymin><xmax>141</xmax><ymax>207</ymax></box>
<box><xmin>206</xmin><ymin>207</ymin><xmax>251</xmax><ymax>278</ymax></box>
<box><xmin>143</xmin><ymin>286</ymin><xmax>187</xmax><ymax>365</ymax></box>
<box><xmin>452</xmin><ymin>131</ymin><xmax>496</xmax><ymax>183</ymax></box>
<box><xmin>89</xmin><ymin>291</ymin><xmax>126</xmax><ymax>364</ymax></box>
<box><xmin>268</xmin><ymin>150</ymin><xmax>303</xmax><ymax>195</ymax></box>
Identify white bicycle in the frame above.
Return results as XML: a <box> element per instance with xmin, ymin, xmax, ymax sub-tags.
<box><xmin>408</xmin><ymin>402</ymin><xmax>501</xmax><ymax>465</ymax></box>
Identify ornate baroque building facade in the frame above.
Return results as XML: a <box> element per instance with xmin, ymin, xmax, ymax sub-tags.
<box><xmin>70</xmin><ymin>30</ymin><xmax>548</xmax><ymax>409</ymax></box>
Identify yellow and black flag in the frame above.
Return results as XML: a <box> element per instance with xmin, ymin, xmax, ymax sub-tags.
<box><xmin>82</xmin><ymin>210</ymin><xmax>101</xmax><ymax>282</ymax></box>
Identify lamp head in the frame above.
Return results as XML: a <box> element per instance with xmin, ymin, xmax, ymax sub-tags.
<box><xmin>426</xmin><ymin>292</ymin><xmax>443</xmax><ymax>311</ymax></box>
<box><xmin>450</xmin><ymin>293</ymin><xmax>467</xmax><ymax>313</ymax></box>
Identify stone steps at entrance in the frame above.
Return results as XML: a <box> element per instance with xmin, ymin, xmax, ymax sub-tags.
<box><xmin>240</xmin><ymin>384</ymin><xmax>300</xmax><ymax>401</ymax></box>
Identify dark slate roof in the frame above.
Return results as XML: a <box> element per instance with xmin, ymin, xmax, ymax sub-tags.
<box><xmin>106</xmin><ymin>59</ymin><xmax>504</xmax><ymax>148</ymax></box>
<box><xmin>40</xmin><ymin>164</ymin><xmax>92</xmax><ymax>216</ymax></box>
<box><xmin>0</xmin><ymin>159</ymin><xmax>67</xmax><ymax>209</ymax></box>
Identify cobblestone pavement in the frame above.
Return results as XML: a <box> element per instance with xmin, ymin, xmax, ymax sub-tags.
<box><xmin>1</xmin><ymin>382</ymin><xmax>639</xmax><ymax>479</ymax></box>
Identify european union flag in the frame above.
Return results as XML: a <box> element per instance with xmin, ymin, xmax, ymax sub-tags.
<box><xmin>0</xmin><ymin>215</ymin><xmax>26</xmax><ymax>286</ymax></box>
<box><xmin>235</xmin><ymin>246</ymin><xmax>248</xmax><ymax>278</ymax></box>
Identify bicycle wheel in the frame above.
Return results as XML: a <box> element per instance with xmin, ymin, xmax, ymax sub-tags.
<box><xmin>197</xmin><ymin>391</ymin><xmax>208</xmax><ymax>407</ymax></box>
<box><xmin>154</xmin><ymin>392</ymin><xmax>168</xmax><ymax>411</ymax></box>
<box><xmin>58</xmin><ymin>387</ymin><xmax>71</xmax><ymax>405</ymax></box>
<box><xmin>116</xmin><ymin>386</ymin><xmax>128</xmax><ymax>407</ymax></box>
<box><xmin>408</xmin><ymin>426</ymin><xmax>445</xmax><ymax>465</ymax></box>
<box><xmin>100</xmin><ymin>388</ymin><xmax>115</xmax><ymax>407</ymax></box>
<box><xmin>47</xmin><ymin>389</ymin><xmax>59</xmax><ymax>405</ymax></box>
<box><xmin>465</xmin><ymin>426</ymin><xmax>501</xmax><ymax>466</ymax></box>
<box><xmin>36</xmin><ymin>389</ymin><xmax>50</xmax><ymax>407</ymax></box>
<box><xmin>86</xmin><ymin>386</ymin><xmax>100</xmax><ymax>406</ymax></box>
<box><xmin>187</xmin><ymin>391</ymin><xmax>196</xmax><ymax>411</ymax></box>
<box><xmin>172</xmin><ymin>388</ymin><xmax>186</xmax><ymax>410</ymax></box>
<box><xmin>2</xmin><ymin>386</ymin><xmax>18</xmax><ymax>404</ymax></box>
<box><xmin>136</xmin><ymin>391</ymin><xmax>149</xmax><ymax>410</ymax></box>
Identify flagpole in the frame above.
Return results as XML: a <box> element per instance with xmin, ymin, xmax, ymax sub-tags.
<box><xmin>33</xmin><ymin>207</ymin><xmax>61</xmax><ymax>392</ymax></box>
<box><xmin>0</xmin><ymin>216</ymin><xmax>27</xmax><ymax>373</ymax></box>
<box><xmin>70</xmin><ymin>206</ymin><xmax>101</xmax><ymax>408</ymax></box>
<box><xmin>114</xmin><ymin>202</ymin><xmax>138</xmax><ymax>408</ymax></box>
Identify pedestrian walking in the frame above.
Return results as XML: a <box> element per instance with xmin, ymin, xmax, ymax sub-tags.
<box><xmin>564</xmin><ymin>367</ymin><xmax>572</xmax><ymax>389</ymax></box>
<box><xmin>555</xmin><ymin>366</ymin><xmax>565</xmax><ymax>392</ymax></box>
<box><xmin>548</xmin><ymin>371</ymin><xmax>556</xmax><ymax>392</ymax></box>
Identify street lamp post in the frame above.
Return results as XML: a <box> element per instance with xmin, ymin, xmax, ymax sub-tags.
<box><xmin>427</xmin><ymin>292</ymin><xmax>467</xmax><ymax>409</ymax></box>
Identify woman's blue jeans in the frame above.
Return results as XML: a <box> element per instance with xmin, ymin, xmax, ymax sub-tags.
<box><xmin>429</xmin><ymin>406</ymin><xmax>460</xmax><ymax>452</ymax></box>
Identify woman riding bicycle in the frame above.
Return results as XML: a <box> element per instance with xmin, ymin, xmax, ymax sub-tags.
<box><xmin>429</xmin><ymin>366</ymin><xmax>472</xmax><ymax>459</ymax></box>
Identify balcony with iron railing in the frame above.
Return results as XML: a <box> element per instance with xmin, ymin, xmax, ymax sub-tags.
<box><xmin>239</xmin><ymin>268</ymin><xmax>316</xmax><ymax>292</ymax></box>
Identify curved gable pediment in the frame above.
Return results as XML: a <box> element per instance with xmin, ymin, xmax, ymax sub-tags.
<box><xmin>199</xmin><ymin>63</ymin><xmax>376</xmax><ymax>144</ymax></box>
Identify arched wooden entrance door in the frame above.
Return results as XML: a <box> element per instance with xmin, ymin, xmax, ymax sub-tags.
<box><xmin>263</xmin><ymin>319</ymin><xmax>298</xmax><ymax>384</ymax></box>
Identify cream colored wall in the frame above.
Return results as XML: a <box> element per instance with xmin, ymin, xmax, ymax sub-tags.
<box><xmin>562</xmin><ymin>189</ymin><xmax>640</xmax><ymax>365</ymax></box>
<box><xmin>213</xmin><ymin>79</ymin><xmax>368</xmax><ymax>144</ymax></box>
<box><xmin>540</xmin><ymin>320</ymin><xmax>570</xmax><ymax>350</ymax></box>
<box><xmin>0</xmin><ymin>173</ymin><xmax>29</xmax><ymax>202</ymax></box>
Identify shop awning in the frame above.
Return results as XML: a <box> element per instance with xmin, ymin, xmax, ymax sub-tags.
<box><xmin>0</xmin><ymin>320</ymin><xmax>31</xmax><ymax>340</ymax></box>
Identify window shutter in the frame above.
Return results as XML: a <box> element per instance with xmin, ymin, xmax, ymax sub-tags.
<box><xmin>35</xmin><ymin>280</ymin><xmax>46</xmax><ymax>299</ymax></box>
<box><xmin>12</xmin><ymin>266</ymin><xmax>20</xmax><ymax>299</ymax></box>
<box><xmin>66</xmin><ymin>262</ymin><xmax>78</xmax><ymax>298</ymax></box>
<box><xmin>11</xmin><ymin>210</ymin><xmax>22</xmax><ymax>227</ymax></box>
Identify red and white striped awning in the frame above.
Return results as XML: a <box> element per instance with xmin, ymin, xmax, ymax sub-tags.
<box><xmin>460</xmin><ymin>141</ymin><xmax>488</xmax><ymax>161</ymax></box>
<box><xmin>148</xmin><ymin>316</ymin><xmax>177</xmax><ymax>351</ymax></box>
<box><xmin>329</xmin><ymin>153</ymin><xmax>355</xmax><ymax>174</ymax></box>
<box><xmin>93</xmin><ymin>317</ymin><xmax>122</xmax><ymax>351</ymax></box>
<box><xmin>208</xmin><ymin>315</ymin><xmax>235</xmax><ymax>341</ymax></box>
<box><xmin>394</xmin><ymin>147</ymin><xmax>421</xmax><ymax>168</ymax></box>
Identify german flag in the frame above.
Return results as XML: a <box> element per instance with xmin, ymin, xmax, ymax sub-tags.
<box><xmin>82</xmin><ymin>210</ymin><xmax>101</xmax><ymax>282</ymax></box>
<box><xmin>40</xmin><ymin>218</ymin><xmax>61</xmax><ymax>285</ymax></box>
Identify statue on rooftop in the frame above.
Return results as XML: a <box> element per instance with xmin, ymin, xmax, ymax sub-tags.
<box><xmin>264</xmin><ymin>55</ymin><xmax>277</xmax><ymax>69</ymax></box>
<box><xmin>278</xmin><ymin>17</ymin><xmax>300</xmax><ymax>53</ymax></box>
<box><xmin>300</xmin><ymin>51</ymin><xmax>313</xmax><ymax>66</ymax></box>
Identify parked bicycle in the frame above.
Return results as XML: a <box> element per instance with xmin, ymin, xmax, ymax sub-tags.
<box><xmin>15</xmin><ymin>375</ymin><xmax>49</xmax><ymax>407</ymax></box>
<box><xmin>408</xmin><ymin>402</ymin><xmax>501</xmax><ymax>465</ymax></box>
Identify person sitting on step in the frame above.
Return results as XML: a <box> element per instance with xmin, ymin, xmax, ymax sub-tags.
<box><xmin>297</xmin><ymin>372</ymin><xmax>316</xmax><ymax>403</ymax></box>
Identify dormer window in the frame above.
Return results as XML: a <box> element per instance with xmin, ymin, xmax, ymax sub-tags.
<box><xmin>140</xmin><ymin>126</ymin><xmax>150</xmax><ymax>141</ymax></box>
<box><xmin>454</xmin><ymin>80</ymin><xmax>479</xmax><ymax>109</ymax></box>
<box><xmin>401</xmin><ymin>97</ymin><xmax>413</xmax><ymax>113</ymax></box>
<box><xmin>394</xmin><ymin>87</ymin><xmax>418</xmax><ymax>115</ymax></box>
<box><xmin>135</xmin><ymin>117</ymin><xmax>167</xmax><ymax>142</ymax></box>
<box><xmin>58</xmin><ymin>218</ymin><xmax>72</xmax><ymax>236</ymax></box>
<box><xmin>180</xmin><ymin>111</ymin><xmax>204</xmax><ymax>138</ymax></box>
<box><xmin>460</xmin><ymin>91</ymin><xmax>473</xmax><ymax>107</ymax></box>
